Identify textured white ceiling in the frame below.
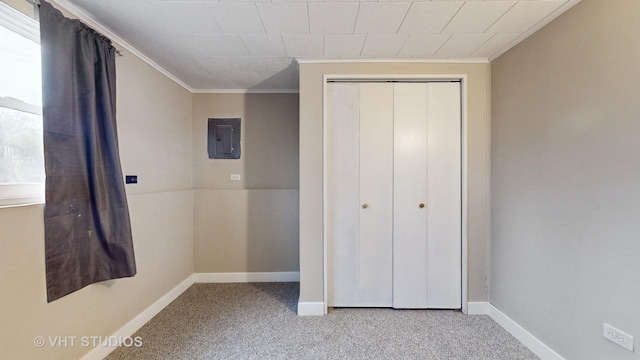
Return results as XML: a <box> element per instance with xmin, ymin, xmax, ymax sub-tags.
<box><xmin>64</xmin><ymin>0</ymin><xmax>579</xmax><ymax>91</ymax></box>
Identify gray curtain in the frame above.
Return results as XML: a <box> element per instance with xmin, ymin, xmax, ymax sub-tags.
<box><xmin>39</xmin><ymin>1</ymin><xmax>136</xmax><ymax>302</ymax></box>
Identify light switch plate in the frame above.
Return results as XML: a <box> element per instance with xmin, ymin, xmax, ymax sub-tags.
<box><xmin>230</xmin><ymin>174</ymin><xmax>241</xmax><ymax>181</ymax></box>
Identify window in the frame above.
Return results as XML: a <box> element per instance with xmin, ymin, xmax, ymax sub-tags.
<box><xmin>0</xmin><ymin>1</ymin><xmax>44</xmax><ymax>206</ymax></box>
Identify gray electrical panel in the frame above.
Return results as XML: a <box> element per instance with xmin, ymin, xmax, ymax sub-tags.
<box><xmin>208</xmin><ymin>118</ymin><xmax>240</xmax><ymax>159</ymax></box>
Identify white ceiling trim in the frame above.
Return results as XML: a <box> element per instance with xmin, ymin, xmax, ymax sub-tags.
<box><xmin>51</xmin><ymin>0</ymin><xmax>195</xmax><ymax>93</ymax></box>
<box><xmin>489</xmin><ymin>0</ymin><xmax>582</xmax><ymax>61</ymax></box>
<box><xmin>296</xmin><ymin>58</ymin><xmax>490</xmax><ymax>64</ymax></box>
<box><xmin>192</xmin><ymin>89</ymin><xmax>299</xmax><ymax>94</ymax></box>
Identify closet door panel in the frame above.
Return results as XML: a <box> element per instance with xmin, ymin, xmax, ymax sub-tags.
<box><xmin>358</xmin><ymin>83</ymin><xmax>394</xmax><ymax>306</ymax></box>
<box><xmin>326</xmin><ymin>83</ymin><xmax>361</xmax><ymax>306</ymax></box>
<box><xmin>393</xmin><ymin>83</ymin><xmax>429</xmax><ymax>308</ymax></box>
<box><xmin>426</xmin><ymin>82</ymin><xmax>462</xmax><ymax>308</ymax></box>
<box><xmin>327</xmin><ymin>81</ymin><xmax>462</xmax><ymax>309</ymax></box>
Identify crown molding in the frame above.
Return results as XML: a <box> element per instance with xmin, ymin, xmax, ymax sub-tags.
<box><xmin>192</xmin><ymin>89</ymin><xmax>299</xmax><ymax>94</ymax></box>
<box><xmin>51</xmin><ymin>0</ymin><xmax>195</xmax><ymax>93</ymax></box>
<box><xmin>295</xmin><ymin>58</ymin><xmax>490</xmax><ymax>64</ymax></box>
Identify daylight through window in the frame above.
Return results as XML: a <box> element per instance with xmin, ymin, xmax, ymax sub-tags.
<box><xmin>0</xmin><ymin>2</ymin><xmax>44</xmax><ymax>206</ymax></box>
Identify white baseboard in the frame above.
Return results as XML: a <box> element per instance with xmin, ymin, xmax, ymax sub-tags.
<box><xmin>467</xmin><ymin>301</ymin><xmax>491</xmax><ymax>315</ymax></box>
<box><xmin>297</xmin><ymin>299</ymin><xmax>325</xmax><ymax>316</ymax></box>
<box><xmin>80</xmin><ymin>275</ymin><xmax>195</xmax><ymax>360</ymax></box>
<box><xmin>469</xmin><ymin>302</ymin><xmax>565</xmax><ymax>360</ymax></box>
<box><xmin>193</xmin><ymin>272</ymin><xmax>300</xmax><ymax>283</ymax></box>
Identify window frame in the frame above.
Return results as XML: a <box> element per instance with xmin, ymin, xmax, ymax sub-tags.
<box><xmin>0</xmin><ymin>0</ymin><xmax>44</xmax><ymax>208</ymax></box>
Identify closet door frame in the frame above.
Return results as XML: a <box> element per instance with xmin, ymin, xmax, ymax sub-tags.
<box><xmin>322</xmin><ymin>74</ymin><xmax>469</xmax><ymax>315</ymax></box>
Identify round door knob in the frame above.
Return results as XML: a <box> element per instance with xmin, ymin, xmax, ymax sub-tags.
<box><xmin>419</xmin><ymin>203</ymin><xmax>425</xmax><ymax>208</ymax></box>
<box><xmin>362</xmin><ymin>203</ymin><xmax>369</xmax><ymax>209</ymax></box>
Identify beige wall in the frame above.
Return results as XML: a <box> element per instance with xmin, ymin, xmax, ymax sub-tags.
<box><xmin>0</xmin><ymin>3</ymin><xmax>194</xmax><ymax>358</ymax></box>
<box><xmin>491</xmin><ymin>0</ymin><xmax>640</xmax><ymax>359</ymax></box>
<box><xmin>192</xmin><ymin>93</ymin><xmax>299</xmax><ymax>273</ymax></box>
<box><xmin>299</xmin><ymin>62</ymin><xmax>490</xmax><ymax>304</ymax></box>
<box><xmin>2</xmin><ymin>0</ymin><xmax>33</xmax><ymax>17</ymax></box>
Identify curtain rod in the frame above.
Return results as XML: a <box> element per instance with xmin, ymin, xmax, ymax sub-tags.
<box><xmin>24</xmin><ymin>0</ymin><xmax>125</xmax><ymax>57</ymax></box>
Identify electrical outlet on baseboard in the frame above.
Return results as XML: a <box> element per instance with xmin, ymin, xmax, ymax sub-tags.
<box><xmin>603</xmin><ymin>323</ymin><xmax>634</xmax><ymax>352</ymax></box>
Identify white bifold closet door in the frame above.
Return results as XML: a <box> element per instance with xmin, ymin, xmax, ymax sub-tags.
<box><xmin>327</xmin><ymin>81</ymin><xmax>461</xmax><ymax>309</ymax></box>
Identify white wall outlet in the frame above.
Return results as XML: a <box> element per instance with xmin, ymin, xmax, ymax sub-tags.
<box><xmin>603</xmin><ymin>323</ymin><xmax>634</xmax><ymax>352</ymax></box>
<box><xmin>230</xmin><ymin>174</ymin><xmax>241</xmax><ymax>181</ymax></box>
